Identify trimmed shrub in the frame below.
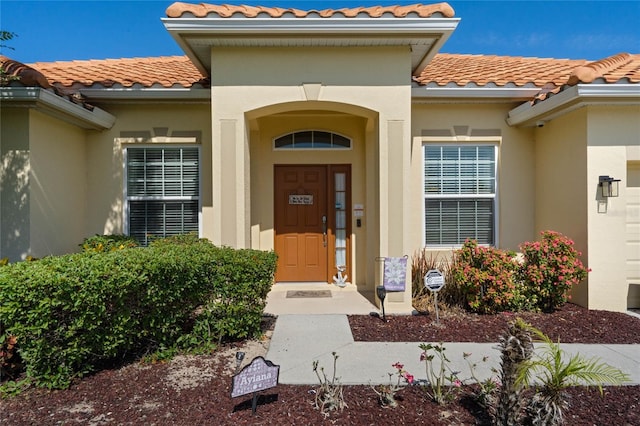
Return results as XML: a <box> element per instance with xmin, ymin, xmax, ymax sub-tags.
<box><xmin>80</xmin><ymin>234</ymin><xmax>139</xmax><ymax>252</ymax></box>
<box><xmin>451</xmin><ymin>240</ymin><xmax>534</xmax><ymax>314</ymax></box>
<box><xmin>519</xmin><ymin>231</ymin><xmax>588</xmax><ymax>312</ymax></box>
<box><xmin>0</xmin><ymin>237</ymin><xmax>276</xmax><ymax>389</ymax></box>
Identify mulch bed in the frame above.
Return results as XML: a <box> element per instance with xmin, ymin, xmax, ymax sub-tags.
<box><xmin>2</xmin><ymin>304</ymin><xmax>640</xmax><ymax>425</ymax></box>
<box><xmin>349</xmin><ymin>303</ymin><xmax>640</xmax><ymax>344</ymax></box>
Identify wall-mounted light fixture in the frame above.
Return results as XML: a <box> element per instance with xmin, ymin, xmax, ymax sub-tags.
<box><xmin>599</xmin><ymin>175</ymin><xmax>621</xmax><ymax>198</ymax></box>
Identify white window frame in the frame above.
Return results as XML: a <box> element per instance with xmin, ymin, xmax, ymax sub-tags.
<box><xmin>421</xmin><ymin>138</ymin><xmax>500</xmax><ymax>248</ymax></box>
<box><xmin>123</xmin><ymin>144</ymin><xmax>202</xmax><ymax>244</ymax></box>
<box><xmin>272</xmin><ymin>130</ymin><xmax>352</xmax><ymax>151</ymax></box>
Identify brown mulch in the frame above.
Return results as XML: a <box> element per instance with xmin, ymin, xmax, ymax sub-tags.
<box><xmin>349</xmin><ymin>303</ymin><xmax>640</xmax><ymax>344</ymax></box>
<box><xmin>2</xmin><ymin>305</ymin><xmax>640</xmax><ymax>425</ymax></box>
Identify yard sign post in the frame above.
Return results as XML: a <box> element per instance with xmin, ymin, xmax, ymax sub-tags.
<box><xmin>424</xmin><ymin>269</ymin><xmax>445</xmax><ymax>324</ymax></box>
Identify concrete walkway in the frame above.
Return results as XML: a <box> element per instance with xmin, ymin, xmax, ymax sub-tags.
<box><xmin>264</xmin><ymin>284</ymin><xmax>640</xmax><ymax>386</ymax></box>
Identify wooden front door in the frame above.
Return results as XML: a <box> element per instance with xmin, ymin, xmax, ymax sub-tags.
<box><xmin>274</xmin><ymin>165</ymin><xmax>328</xmax><ymax>282</ymax></box>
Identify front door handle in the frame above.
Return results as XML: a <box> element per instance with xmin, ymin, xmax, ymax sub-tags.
<box><xmin>322</xmin><ymin>215</ymin><xmax>327</xmax><ymax>247</ymax></box>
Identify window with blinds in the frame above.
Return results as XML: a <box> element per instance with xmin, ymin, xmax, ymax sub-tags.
<box><xmin>424</xmin><ymin>145</ymin><xmax>496</xmax><ymax>246</ymax></box>
<box><xmin>125</xmin><ymin>146</ymin><xmax>200</xmax><ymax>245</ymax></box>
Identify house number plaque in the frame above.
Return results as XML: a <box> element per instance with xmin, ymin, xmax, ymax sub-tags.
<box><xmin>289</xmin><ymin>194</ymin><xmax>313</xmax><ymax>205</ymax></box>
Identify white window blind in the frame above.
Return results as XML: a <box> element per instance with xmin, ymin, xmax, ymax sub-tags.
<box><xmin>126</xmin><ymin>147</ymin><xmax>199</xmax><ymax>245</ymax></box>
<box><xmin>424</xmin><ymin>145</ymin><xmax>496</xmax><ymax>245</ymax></box>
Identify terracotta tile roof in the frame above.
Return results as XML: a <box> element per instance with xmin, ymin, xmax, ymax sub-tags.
<box><xmin>166</xmin><ymin>2</ymin><xmax>455</xmax><ymax>18</ymax></box>
<box><xmin>22</xmin><ymin>52</ymin><xmax>639</xmax><ymax>99</ymax></box>
<box><xmin>416</xmin><ymin>52</ymin><xmax>640</xmax><ymax>105</ymax></box>
<box><xmin>1</xmin><ymin>55</ymin><xmax>52</xmax><ymax>88</ymax></box>
<box><xmin>567</xmin><ymin>53</ymin><xmax>640</xmax><ymax>85</ymax></box>
<box><xmin>414</xmin><ymin>53</ymin><xmax>589</xmax><ymax>87</ymax></box>
<box><xmin>1</xmin><ymin>55</ymin><xmax>94</xmax><ymax>110</ymax></box>
<box><xmin>27</xmin><ymin>56</ymin><xmax>207</xmax><ymax>89</ymax></box>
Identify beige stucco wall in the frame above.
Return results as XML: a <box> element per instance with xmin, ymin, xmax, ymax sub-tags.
<box><xmin>411</xmin><ymin>103</ymin><xmax>537</xmax><ymax>254</ymax></box>
<box><xmin>586</xmin><ymin>105</ymin><xmax>640</xmax><ymax>311</ymax></box>
<box><xmin>1</xmin><ymin>108</ymin><xmax>30</xmax><ymax>261</ymax></box>
<box><xmin>210</xmin><ymin>46</ymin><xmax>413</xmax><ymax>310</ymax></box>
<box><xmin>534</xmin><ymin>105</ymin><xmax>640</xmax><ymax>312</ymax></box>
<box><xmin>29</xmin><ymin>110</ymin><xmax>87</xmax><ymax>257</ymax></box>
<box><xmin>84</xmin><ymin>104</ymin><xmax>211</xmax><ymax>238</ymax></box>
<box><xmin>534</xmin><ymin>108</ymin><xmax>589</xmax><ymax>306</ymax></box>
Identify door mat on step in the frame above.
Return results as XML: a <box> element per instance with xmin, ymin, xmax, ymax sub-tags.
<box><xmin>286</xmin><ymin>290</ymin><xmax>332</xmax><ymax>298</ymax></box>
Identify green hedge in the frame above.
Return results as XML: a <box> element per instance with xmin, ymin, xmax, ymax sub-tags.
<box><xmin>0</xmin><ymin>236</ymin><xmax>276</xmax><ymax>389</ymax></box>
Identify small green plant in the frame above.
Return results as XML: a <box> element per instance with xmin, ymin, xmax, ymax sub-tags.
<box><xmin>371</xmin><ymin>362</ymin><xmax>414</xmax><ymax>408</ymax></box>
<box><xmin>462</xmin><ymin>352</ymin><xmax>499</xmax><ymax>409</ymax></box>
<box><xmin>519</xmin><ymin>231</ymin><xmax>589</xmax><ymax>312</ymax></box>
<box><xmin>312</xmin><ymin>352</ymin><xmax>347</xmax><ymax>417</ymax></box>
<box><xmin>419</xmin><ymin>342</ymin><xmax>461</xmax><ymax>405</ymax></box>
<box><xmin>516</xmin><ymin>325</ymin><xmax>629</xmax><ymax>426</ymax></box>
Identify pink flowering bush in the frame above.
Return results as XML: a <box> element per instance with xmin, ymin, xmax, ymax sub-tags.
<box><xmin>519</xmin><ymin>231</ymin><xmax>589</xmax><ymax>312</ymax></box>
<box><xmin>452</xmin><ymin>240</ymin><xmax>533</xmax><ymax>314</ymax></box>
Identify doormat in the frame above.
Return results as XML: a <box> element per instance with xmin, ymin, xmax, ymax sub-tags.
<box><xmin>286</xmin><ymin>290</ymin><xmax>332</xmax><ymax>299</ymax></box>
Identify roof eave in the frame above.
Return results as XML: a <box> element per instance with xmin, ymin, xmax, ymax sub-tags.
<box><xmin>507</xmin><ymin>84</ymin><xmax>640</xmax><ymax>127</ymax></box>
<box><xmin>78</xmin><ymin>87</ymin><xmax>211</xmax><ymax>102</ymax></box>
<box><xmin>0</xmin><ymin>87</ymin><xmax>116</xmax><ymax>130</ymax></box>
<box><xmin>162</xmin><ymin>17</ymin><xmax>460</xmax><ymax>76</ymax></box>
<box><xmin>412</xmin><ymin>86</ymin><xmax>542</xmax><ymax>102</ymax></box>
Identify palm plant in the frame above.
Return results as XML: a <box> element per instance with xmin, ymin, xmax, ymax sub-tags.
<box><xmin>493</xmin><ymin>318</ymin><xmax>534</xmax><ymax>426</ymax></box>
<box><xmin>516</xmin><ymin>326</ymin><xmax>630</xmax><ymax>426</ymax></box>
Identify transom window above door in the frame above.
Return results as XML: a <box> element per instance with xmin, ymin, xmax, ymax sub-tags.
<box><xmin>274</xmin><ymin>130</ymin><xmax>351</xmax><ymax>150</ymax></box>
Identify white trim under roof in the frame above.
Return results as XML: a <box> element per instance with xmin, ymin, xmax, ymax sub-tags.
<box><xmin>78</xmin><ymin>87</ymin><xmax>211</xmax><ymax>102</ymax></box>
<box><xmin>0</xmin><ymin>87</ymin><xmax>116</xmax><ymax>130</ymax></box>
<box><xmin>507</xmin><ymin>84</ymin><xmax>640</xmax><ymax>127</ymax></box>
<box><xmin>162</xmin><ymin>15</ymin><xmax>459</xmax><ymax>77</ymax></box>
<box><xmin>412</xmin><ymin>86</ymin><xmax>543</xmax><ymax>102</ymax></box>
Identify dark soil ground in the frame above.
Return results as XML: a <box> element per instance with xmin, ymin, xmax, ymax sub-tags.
<box><xmin>2</xmin><ymin>304</ymin><xmax>639</xmax><ymax>425</ymax></box>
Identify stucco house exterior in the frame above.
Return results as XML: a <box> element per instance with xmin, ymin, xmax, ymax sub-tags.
<box><xmin>1</xmin><ymin>2</ymin><xmax>639</xmax><ymax>313</ymax></box>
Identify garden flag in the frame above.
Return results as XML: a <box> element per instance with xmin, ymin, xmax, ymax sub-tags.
<box><xmin>383</xmin><ymin>256</ymin><xmax>408</xmax><ymax>291</ymax></box>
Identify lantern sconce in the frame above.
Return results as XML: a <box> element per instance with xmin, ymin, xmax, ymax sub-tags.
<box><xmin>599</xmin><ymin>176</ymin><xmax>621</xmax><ymax>198</ymax></box>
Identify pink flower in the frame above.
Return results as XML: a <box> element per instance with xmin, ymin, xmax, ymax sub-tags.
<box><xmin>404</xmin><ymin>373</ymin><xmax>414</xmax><ymax>384</ymax></box>
<box><xmin>453</xmin><ymin>379</ymin><xmax>462</xmax><ymax>388</ymax></box>
<box><xmin>392</xmin><ymin>362</ymin><xmax>404</xmax><ymax>370</ymax></box>
<box><xmin>420</xmin><ymin>352</ymin><xmax>426</xmax><ymax>361</ymax></box>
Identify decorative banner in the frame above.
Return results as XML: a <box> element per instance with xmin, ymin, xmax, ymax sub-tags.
<box><xmin>382</xmin><ymin>256</ymin><xmax>408</xmax><ymax>291</ymax></box>
<box><xmin>289</xmin><ymin>194</ymin><xmax>313</xmax><ymax>205</ymax></box>
<box><xmin>231</xmin><ymin>356</ymin><xmax>280</xmax><ymax>398</ymax></box>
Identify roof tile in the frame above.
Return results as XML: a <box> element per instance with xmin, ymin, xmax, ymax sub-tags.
<box><xmin>165</xmin><ymin>2</ymin><xmax>455</xmax><ymax>18</ymax></box>
<box><xmin>414</xmin><ymin>54</ymin><xmax>589</xmax><ymax>87</ymax></box>
<box><xmin>1</xmin><ymin>55</ymin><xmax>51</xmax><ymax>88</ymax></box>
<box><xmin>567</xmin><ymin>52</ymin><xmax>640</xmax><ymax>85</ymax></box>
<box><xmin>23</xmin><ymin>52</ymin><xmax>639</xmax><ymax>99</ymax></box>
<box><xmin>27</xmin><ymin>56</ymin><xmax>207</xmax><ymax>89</ymax></box>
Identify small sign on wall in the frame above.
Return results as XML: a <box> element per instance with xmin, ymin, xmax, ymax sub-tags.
<box><xmin>289</xmin><ymin>194</ymin><xmax>313</xmax><ymax>205</ymax></box>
